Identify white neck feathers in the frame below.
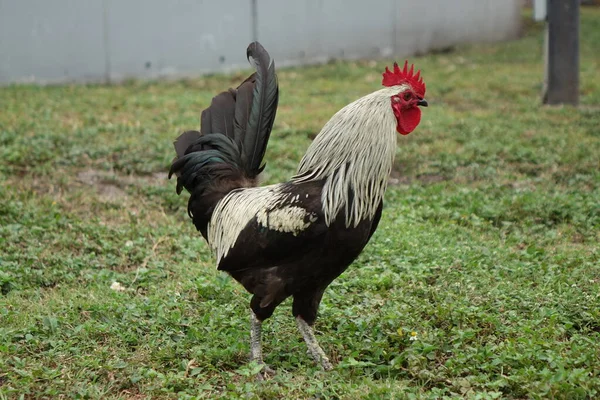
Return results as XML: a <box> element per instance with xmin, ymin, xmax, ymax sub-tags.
<box><xmin>292</xmin><ymin>86</ymin><xmax>405</xmax><ymax>227</ymax></box>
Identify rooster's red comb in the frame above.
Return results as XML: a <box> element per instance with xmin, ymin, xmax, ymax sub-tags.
<box><xmin>382</xmin><ymin>61</ymin><xmax>426</xmax><ymax>98</ymax></box>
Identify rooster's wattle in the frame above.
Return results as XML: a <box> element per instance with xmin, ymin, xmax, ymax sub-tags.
<box><xmin>170</xmin><ymin>42</ymin><xmax>427</xmax><ymax>374</ymax></box>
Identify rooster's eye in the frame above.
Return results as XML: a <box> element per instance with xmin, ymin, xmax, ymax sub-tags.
<box><xmin>403</xmin><ymin>92</ymin><xmax>412</xmax><ymax>101</ymax></box>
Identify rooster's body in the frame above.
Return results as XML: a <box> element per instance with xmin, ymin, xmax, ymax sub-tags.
<box><xmin>170</xmin><ymin>42</ymin><xmax>427</xmax><ymax>374</ymax></box>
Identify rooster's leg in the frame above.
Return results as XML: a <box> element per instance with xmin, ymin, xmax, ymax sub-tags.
<box><xmin>296</xmin><ymin>316</ymin><xmax>333</xmax><ymax>371</ymax></box>
<box><xmin>250</xmin><ymin>311</ymin><xmax>275</xmax><ymax>379</ymax></box>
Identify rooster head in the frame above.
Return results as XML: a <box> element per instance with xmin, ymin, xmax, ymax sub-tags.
<box><xmin>382</xmin><ymin>61</ymin><xmax>427</xmax><ymax>135</ymax></box>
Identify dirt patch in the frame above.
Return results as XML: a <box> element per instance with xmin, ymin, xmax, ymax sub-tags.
<box><xmin>77</xmin><ymin>169</ymin><xmax>168</xmax><ymax>203</ymax></box>
<box><xmin>389</xmin><ymin>166</ymin><xmax>449</xmax><ymax>186</ymax></box>
<box><xmin>388</xmin><ymin>168</ymin><xmax>412</xmax><ymax>185</ymax></box>
<box><xmin>416</xmin><ymin>173</ymin><xmax>448</xmax><ymax>184</ymax></box>
<box><xmin>77</xmin><ymin>170</ymin><xmax>127</xmax><ymax>202</ymax></box>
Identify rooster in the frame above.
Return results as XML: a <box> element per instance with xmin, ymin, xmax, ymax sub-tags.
<box><xmin>170</xmin><ymin>42</ymin><xmax>427</xmax><ymax>375</ymax></box>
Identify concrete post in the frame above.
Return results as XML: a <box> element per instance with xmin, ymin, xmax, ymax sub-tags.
<box><xmin>543</xmin><ymin>0</ymin><xmax>580</xmax><ymax>105</ymax></box>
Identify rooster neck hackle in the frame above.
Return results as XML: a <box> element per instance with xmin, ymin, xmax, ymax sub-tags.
<box><xmin>292</xmin><ymin>85</ymin><xmax>406</xmax><ymax>227</ymax></box>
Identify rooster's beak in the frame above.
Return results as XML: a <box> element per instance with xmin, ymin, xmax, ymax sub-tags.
<box><xmin>417</xmin><ymin>99</ymin><xmax>428</xmax><ymax>107</ymax></box>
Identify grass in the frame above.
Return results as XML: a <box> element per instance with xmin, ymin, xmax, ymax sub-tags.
<box><xmin>1</xmin><ymin>8</ymin><xmax>599</xmax><ymax>399</ymax></box>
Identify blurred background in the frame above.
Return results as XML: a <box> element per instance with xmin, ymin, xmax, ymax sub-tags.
<box><xmin>1</xmin><ymin>0</ymin><xmax>523</xmax><ymax>85</ymax></box>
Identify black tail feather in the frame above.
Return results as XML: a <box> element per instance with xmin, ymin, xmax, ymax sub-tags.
<box><xmin>201</xmin><ymin>89</ymin><xmax>237</xmax><ymax>138</ymax></box>
<box><xmin>233</xmin><ymin>77</ymin><xmax>254</xmax><ymax>147</ymax></box>
<box><xmin>241</xmin><ymin>42</ymin><xmax>279</xmax><ymax>177</ymax></box>
<box><xmin>169</xmin><ymin>133</ymin><xmax>242</xmax><ymax>194</ymax></box>
<box><xmin>173</xmin><ymin>130</ymin><xmax>202</xmax><ymax>158</ymax></box>
<box><xmin>170</xmin><ymin>41</ymin><xmax>279</xmax><ymax>235</ymax></box>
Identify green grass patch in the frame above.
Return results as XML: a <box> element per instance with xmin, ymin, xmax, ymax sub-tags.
<box><xmin>1</xmin><ymin>8</ymin><xmax>599</xmax><ymax>399</ymax></box>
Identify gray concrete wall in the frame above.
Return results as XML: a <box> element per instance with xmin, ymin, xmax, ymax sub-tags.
<box><xmin>0</xmin><ymin>0</ymin><xmax>522</xmax><ymax>85</ymax></box>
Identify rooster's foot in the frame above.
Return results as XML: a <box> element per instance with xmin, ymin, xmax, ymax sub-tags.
<box><xmin>255</xmin><ymin>363</ymin><xmax>276</xmax><ymax>381</ymax></box>
<box><xmin>296</xmin><ymin>316</ymin><xmax>334</xmax><ymax>371</ymax></box>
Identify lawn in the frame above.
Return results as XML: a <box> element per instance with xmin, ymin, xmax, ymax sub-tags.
<box><xmin>1</xmin><ymin>8</ymin><xmax>599</xmax><ymax>400</ymax></box>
